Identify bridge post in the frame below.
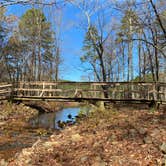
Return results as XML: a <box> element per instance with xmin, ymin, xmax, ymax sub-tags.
<box><xmin>39</xmin><ymin>82</ymin><xmax>45</xmax><ymax>97</ymax></box>
<box><xmin>153</xmin><ymin>83</ymin><xmax>157</xmax><ymax>101</ymax></box>
<box><xmin>9</xmin><ymin>81</ymin><xmax>17</xmax><ymax>101</ymax></box>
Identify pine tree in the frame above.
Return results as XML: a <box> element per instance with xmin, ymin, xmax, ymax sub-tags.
<box><xmin>18</xmin><ymin>8</ymin><xmax>54</xmax><ymax>81</ymax></box>
<box><xmin>120</xmin><ymin>10</ymin><xmax>138</xmax><ymax>81</ymax></box>
<box><xmin>81</xmin><ymin>26</ymin><xmax>101</xmax><ymax>81</ymax></box>
<box><xmin>0</xmin><ymin>7</ymin><xmax>10</xmax><ymax>81</ymax></box>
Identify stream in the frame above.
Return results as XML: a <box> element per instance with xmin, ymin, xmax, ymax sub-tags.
<box><xmin>0</xmin><ymin>106</ymin><xmax>89</xmax><ymax>160</ymax></box>
<box><xmin>30</xmin><ymin>107</ymin><xmax>89</xmax><ymax>129</ymax></box>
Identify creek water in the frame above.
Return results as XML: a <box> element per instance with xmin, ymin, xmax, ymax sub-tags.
<box><xmin>29</xmin><ymin>107</ymin><xmax>89</xmax><ymax>129</ymax></box>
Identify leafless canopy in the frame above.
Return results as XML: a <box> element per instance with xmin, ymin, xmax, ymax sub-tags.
<box><xmin>0</xmin><ymin>0</ymin><xmax>67</xmax><ymax>7</ymax></box>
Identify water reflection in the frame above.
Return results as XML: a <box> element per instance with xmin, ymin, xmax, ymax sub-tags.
<box><xmin>30</xmin><ymin>107</ymin><xmax>86</xmax><ymax>129</ymax></box>
<box><xmin>30</xmin><ymin>112</ymin><xmax>56</xmax><ymax>129</ymax></box>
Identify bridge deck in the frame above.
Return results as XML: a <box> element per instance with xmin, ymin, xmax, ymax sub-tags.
<box><xmin>0</xmin><ymin>81</ymin><xmax>166</xmax><ymax>104</ymax></box>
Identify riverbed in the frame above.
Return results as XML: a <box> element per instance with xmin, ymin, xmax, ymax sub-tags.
<box><xmin>0</xmin><ymin>105</ymin><xmax>89</xmax><ymax>160</ymax></box>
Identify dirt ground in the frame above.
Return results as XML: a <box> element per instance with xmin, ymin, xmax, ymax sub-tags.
<box><xmin>5</xmin><ymin>104</ymin><xmax>166</xmax><ymax>166</ymax></box>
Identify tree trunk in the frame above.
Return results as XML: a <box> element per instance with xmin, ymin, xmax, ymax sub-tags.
<box><xmin>149</xmin><ymin>0</ymin><xmax>166</xmax><ymax>40</ymax></box>
<box><xmin>55</xmin><ymin>47</ymin><xmax>60</xmax><ymax>81</ymax></box>
<box><xmin>143</xmin><ymin>31</ymin><xmax>156</xmax><ymax>81</ymax></box>
<box><xmin>138</xmin><ymin>34</ymin><xmax>141</xmax><ymax>81</ymax></box>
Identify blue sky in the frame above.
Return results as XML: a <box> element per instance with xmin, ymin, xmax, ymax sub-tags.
<box><xmin>7</xmin><ymin>3</ymin><xmax>86</xmax><ymax>81</ymax></box>
<box><xmin>5</xmin><ymin>1</ymin><xmax>141</xmax><ymax>81</ymax></box>
<box><xmin>60</xmin><ymin>4</ymin><xmax>85</xmax><ymax>81</ymax></box>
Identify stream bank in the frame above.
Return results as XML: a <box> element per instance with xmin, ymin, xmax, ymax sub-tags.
<box><xmin>0</xmin><ymin>101</ymin><xmax>85</xmax><ymax>161</ymax></box>
<box><xmin>1</xmin><ymin>101</ymin><xmax>166</xmax><ymax>165</ymax></box>
<box><xmin>6</xmin><ymin>106</ymin><xmax>166</xmax><ymax>166</ymax></box>
<box><xmin>0</xmin><ymin>101</ymin><xmax>39</xmax><ymax>160</ymax></box>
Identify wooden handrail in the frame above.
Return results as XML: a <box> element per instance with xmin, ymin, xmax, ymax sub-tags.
<box><xmin>0</xmin><ymin>81</ymin><xmax>165</xmax><ymax>103</ymax></box>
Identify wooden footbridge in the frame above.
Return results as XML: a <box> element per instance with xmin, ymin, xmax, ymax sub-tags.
<box><xmin>0</xmin><ymin>81</ymin><xmax>166</xmax><ymax>104</ymax></box>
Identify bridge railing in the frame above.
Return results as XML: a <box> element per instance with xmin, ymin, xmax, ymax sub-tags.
<box><xmin>12</xmin><ymin>81</ymin><xmax>166</xmax><ymax>103</ymax></box>
<box><xmin>0</xmin><ymin>83</ymin><xmax>13</xmax><ymax>100</ymax></box>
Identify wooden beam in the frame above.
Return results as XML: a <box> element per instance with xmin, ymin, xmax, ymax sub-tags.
<box><xmin>0</xmin><ymin>84</ymin><xmax>12</xmax><ymax>88</ymax></box>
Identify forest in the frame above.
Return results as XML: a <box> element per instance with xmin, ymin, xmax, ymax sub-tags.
<box><xmin>0</xmin><ymin>0</ymin><xmax>165</xmax><ymax>83</ymax></box>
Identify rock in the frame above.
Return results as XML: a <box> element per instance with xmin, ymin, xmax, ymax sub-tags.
<box><xmin>92</xmin><ymin>157</ymin><xmax>106</xmax><ymax>166</ymax></box>
<box><xmin>152</xmin><ymin>118</ymin><xmax>158</xmax><ymax>123</ymax></box>
<box><xmin>129</xmin><ymin>129</ymin><xmax>137</xmax><ymax>137</ymax></box>
<box><xmin>71</xmin><ymin>134</ymin><xmax>82</xmax><ymax>142</ymax></box>
<box><xmin>138</xmin><ymin>127</ymin><xmax>147</xmax><ymax>135</ymax></box>
<box><xmin>93</xmin><ymin>142</ymin><xmax>100</xmax><ymax>148</ymax></box>
<box><xmin>81</xmin><ymin>156</ymin><xmax>88</xmax><ymax>163</ymax></box>
<box><xmin>143</xmin><ymin>136</ymin><xmax>152</xmax><ymax>144</ymax></box>
<box><xmin>43</xmin><ymin>141</ymin><xmax>59</xmax><ymax>148</ymax></box>
<box><xmin>109</xmin><ymin>134</ymin><xmax>117</xmax><ymax>141</ymax></box>
<box><xmin>95</xmin><ymin>156</ymin><xmax>102</xmax><ymax>161</ymax></box>
<box><xmin>111</xmin><ymin>141</ymin><xmax>118</xmax><ymax>145</ymax></box>
<box><xmin>22</xmin><ymin>148</ymin><xmax>33</xmax><ymax>157</ymax></box>
<box><xmin>160</xmin><ymin>142</ymin><xmax>166</xmax><ymax>154</ymax></box>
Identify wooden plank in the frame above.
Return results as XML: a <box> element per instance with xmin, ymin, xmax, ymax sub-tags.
<box><xmin>15</xmin><ymin>89</ymin><xmax>156</xmax><ymax>94</ymax></box>
<box><xmin>0</xmin><ymin>89</ymin><xmax>12</xmax><ymax>92</ymax></box>
<box><xmin>0</xmin><ymin>84</ymin><xmax>12</xmax><ymax>88</ymax></box>
<box><xmin>15</xmin><ymin>89</ymin><xmax>112</xmax><ymax>93</ymax></box>
<box><xmin>0</xmin><ymin>97</ymin><xmax>10</xmax><ymax>101</ymax></box>
<box><xmin>0</xmin><ymin>91</ymin><xmax>12</xmax><ymax>94</ymax></box>
<box><xmin>16</xmin><ymin>81</ymin><xmax>166</xmax><ymax>86</ymax></box>
<box><xmin>14</xmin><ymin>95</ymin><xmax>66</xmax><ymax>98</ymax></box>
<box><xmin>16</xmin><ymin>88</ymin><xmax>63</xmax><ymax>92</ymax></box>
<box><xmin>13</xmin><ymin>95</ymin><xmax>159</xmax><ymax>102</ymax></box>
<box><xmin>0</xmin><ymin>82</ymin><xmax>11</xmax><ymax>86</ymax></box>
<box><xmin>0</xmin><ymin>81</ymin><xmax>165</xmax><ymax>103</ymax></box>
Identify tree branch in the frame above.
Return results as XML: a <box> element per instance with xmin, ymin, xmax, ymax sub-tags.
<box><xmin>149</xmin><ymin>0</ymin><xmax>166</xmax><ymax>40</ymax></box>
<box><xmin>0</xmin><ymin>0</ymin><xmax>67</xmax><ymax>7</ymax></box>
<box><xmin>123</xmin><ymin>38</ymin><xmax>166</xmax><ymax>59</ymax></box>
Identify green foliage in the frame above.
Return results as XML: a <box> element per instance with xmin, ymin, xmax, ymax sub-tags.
<box><xmin>18</xmin><ymin>8</ymin><xmax>54</xmax><ymax>80</ymax></box>
<box><xmin>19</xmin><ymin>8</ymin><xmax>53</xmax><ymax>53</ymax></box>
<box><xmin>133</xmin><ymin>74</ymin><xmax>153</xmax><ymax>82</ymax></box>
<box><xmin>149</xmin><ymin>106</ymin><xmax>156</xmax><ymax>113</ymax></box>
<box><xmin>19</xmin><ymin>8</ymin><xmax>47</xmax><ymax>40</ymax></box>
<box><xmin>121</xmin><ymin>10</ymin><xmax>139</xmax><ymax>38</ymax></box>
<box><xmin>0</xmin><ymin>7</ymin><xmax>12</xmax><ymax>81</ymax></box>
<box><xmin>133</xmin><ymin>73</ymin><xmax>166</xmax><ymax>82</ymax></box>
<box><xmin>78</xmin><ymin>106</ymin><xmax>91</xmax><ymax>116</ymax></box>
<box><xmin>81</xmin><ymin>25</ymin><xmax>99</xmax><ymax>63</ymax></box>
<box><xmin>1</xmin><ymin>8</ymin><xmax>55</xmax><ymax>81</ymax></box>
